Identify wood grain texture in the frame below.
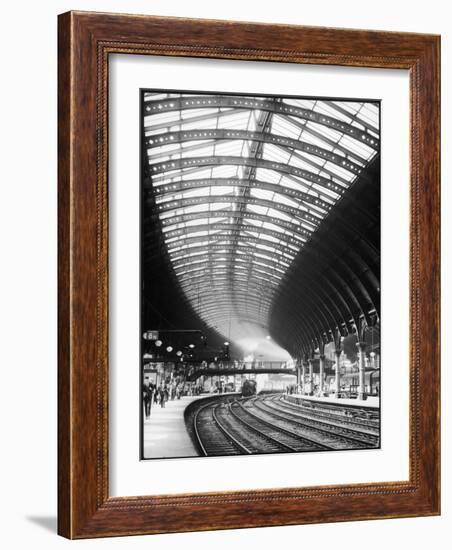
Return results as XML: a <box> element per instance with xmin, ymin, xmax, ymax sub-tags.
<box><xmin>57</xmin><ymin>10</ymin><xmax>72</xmax><ymax>539</ymax></box>
<box><xmin>57</xmin><ymin>10</ymin><xmax>440</xmax><ymax>539</ymax></box>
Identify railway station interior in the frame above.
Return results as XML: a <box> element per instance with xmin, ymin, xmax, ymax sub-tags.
<box><xmin>141</xmin><ymin>91</ymin><xmax>380</xmax><ymax>459</ymax></box>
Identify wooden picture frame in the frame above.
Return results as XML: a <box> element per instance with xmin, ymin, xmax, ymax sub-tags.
<box><xmin>58</xmin><ymin>11</ymin><xmax>440</xmax><ymax>539</ymax></box>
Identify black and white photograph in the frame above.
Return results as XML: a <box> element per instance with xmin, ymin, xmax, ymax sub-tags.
<box><xmin>140</xmin><ymin>90</ymin><xmax>381</xmax><ymax>460</ymax></box>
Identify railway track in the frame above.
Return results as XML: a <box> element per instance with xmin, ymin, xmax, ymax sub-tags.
<box><xmin>193</xmin><ymin>401</ymin><xmax>245</xmax><ymax>456</ymax></box>
<box><xmin>193</xmin><ymin>394</ymin><xmax>379</xmax><ymax>456</ymax></box>
<box><xmin>249</xmin><ymin>397</ymin><xmax>379</xmax><ymax>448</ymax></box>
<box><xmin>227</xmin><ymin>400</ymin><xmax>332</xmax><ymax>452</ymax></box>
<box><xmin>194</xmin><ymin>399</ymin><xmax>331</xmax><ymax>456</ymax></box>
<box><xmin>280</xmin><ymin>396</ymin><xmax>380</xmax><ymax>431</ymax></box>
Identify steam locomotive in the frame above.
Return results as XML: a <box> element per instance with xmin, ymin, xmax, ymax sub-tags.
<box><xmin>241</xmin><ymin>379</ymin><xmax>257</xmax><ymax>397</ymax></box>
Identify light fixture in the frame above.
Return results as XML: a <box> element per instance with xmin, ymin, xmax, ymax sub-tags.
<box><xmin>166</xmin><ymin>346</ymin><xmax>173</xmax><ymax>352</ymax></box>
<box><xmin>155</xmin><ymin>340</ymin><xmax>162</xmax><ymax>347</ymax></box>
<box><xmin>224</xmin><ymin>341</ymin><xmax>229</xmax><ymax>346</ymax></box>
<box><xmin>176</xmin><ymin>350</ymin><xmax>183</xmax><ymax>357</ymax></box>
<box><xmin>188</xmin><ymin>344</ymin><xmax>195</xmax><ymax>349</ymax></box>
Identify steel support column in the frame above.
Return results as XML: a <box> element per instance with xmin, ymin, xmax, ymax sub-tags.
<box><xmin>319</xmin><ymin>354</ymin><xmax>326</xmax><ymax>396</ymax></box>
<box><xmin>357</xmin><ymin>341</ymin><xmax>367</xmax><ymax>400</ymax></box>
<box><xmin>334</xmin><ymin>349</ymin><xmax>342</xmax><ymax>398</ymax></box>
<box><xmin>308</xmin><ymin>356</ymin><xmax>314</xmax><ymax>396</ymax></box>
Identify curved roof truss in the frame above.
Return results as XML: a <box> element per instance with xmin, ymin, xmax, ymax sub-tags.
<box><xmin>143</xmin><ymin>91</ymin><xmax>380</xmax><ymax>357</ymax></box>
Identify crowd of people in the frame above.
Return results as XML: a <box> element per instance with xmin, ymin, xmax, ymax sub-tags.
<box><xmin>142</xmin><ymin>383</ymin><xmax>172</xmax><ymax>418</ymax></box>
<box><xmin>142</xmin><ymin>381</ymin><xmax>204</xmax><ymax>418</ymax></box>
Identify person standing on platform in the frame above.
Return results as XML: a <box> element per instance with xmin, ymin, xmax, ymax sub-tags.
<box><xmin>163</xmin><ymin>386</ymin><xmax>169</xmax><ymax>406</ymax></box>
<box><xmin>142</xmin><ymin>383</ymin><xmax>152</xmax><ymax>419</ymax></box>
<box><xmin>149</xmin><ymin>383</ymin><xmax>155</xmax><ymax>411</ymax></box>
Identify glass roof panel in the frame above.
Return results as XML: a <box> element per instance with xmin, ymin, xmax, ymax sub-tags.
<box><xmin>143</xmin><ymin>91</ymin><xmax>379</xmax><ymax>342</ymax></box>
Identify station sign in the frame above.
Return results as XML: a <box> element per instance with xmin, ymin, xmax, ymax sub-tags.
<box><xmin>143</xmin><ymin>361</ymin><xmax>164</xmax><ymax>372</ymax></box>
<box><xmin>143</xmin><ymin>330</ymin><xmax>159</xmax><ymax>341</ymax></box>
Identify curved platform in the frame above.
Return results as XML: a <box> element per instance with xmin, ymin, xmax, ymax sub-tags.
<box><xmin>143</xmin><ymin>396</ymin><xmax>201</xmax><ymax>459</ymax></box>
<box><xmin>142</xmin><ymin>393</ymin><xmax>237</xmax><ymax>459</ymax></box>
<box><xmin>285</xmin><ymin>393</ymin><xmax>380</xmax><ymax>410</ymax></box>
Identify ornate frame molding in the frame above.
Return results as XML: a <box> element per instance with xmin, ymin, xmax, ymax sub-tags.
<box><xmin>58</xmin><ymin>11</ymin><xmax>440</xmax><ymax>538</ymax></box>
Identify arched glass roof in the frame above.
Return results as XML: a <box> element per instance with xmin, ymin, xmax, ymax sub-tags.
<box><xmin>143</xmin><ymin>92</ymin><xmax>379</xmax><ymax>357</ymax></box>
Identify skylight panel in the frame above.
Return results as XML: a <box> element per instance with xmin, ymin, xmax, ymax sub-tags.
<box><xmin>209</xmin><ymin>185</ymin><xmax>236</xmax><ymax>196</ymax></box>
<box><xmin>181</xmin><ymin>108</ymin><xmax>231</xmax><ymax>123</ymax></box>
<box><xmin>173</xmin><ymin>204</ymin><xmax>209</xmax><ymax>215</ymax></box>
<box><xmin>316</xmin><ymin>102</ymin><xmax>353</xmax><ymax>123</ymax></box>
<box><xmin>250</xmin><ymin>188</ymin><xmax>274</xmax><ymax>201</ymax></box>
<box><xmin>278</xmin><ymin>175</ymin><xmax>310</xmax><ymax>193</ymax></box>
<box><xmin>271</xmin><ymin>114</ymin><xmax>303</xmax><ymax>139</ymax></box>
<box><xmin>253</xmin><ymin>273</ymin><xmax>281</xmax><ymax>284</ymax></box>
<box><xmin>323</xmin><ymin>161</ymin><xmax>356</xmax><ymax>181</ymax></box>
<box><xmin>211</xmin><ymin>165</ymin><xmax>239</xmax><ymax>178</ymax></box>
<box><xmin>271</xmin><ymin>193</ymin><xmax>300</xmax><ymax>208</ymax></box>
<box><xmin>155</xmin><ymin>193</ymin><xmax>184</xmax><ymax>204</ymax></box>
<box><xmin>306</xmin><ymin>121</ymin><xmax>344</xmax><ymax>142</ymax></box>
<box><xmin>254</xmin><ymin>168</ymin><xmax>281</xmax><ymax>183</ymax></box>
<box><xmin>181</xmin><ymin>120</ymin><xmax>216</xmax><ymax>133</ymax></box>
<box><xmin>247</xmin><ymin>204</ymin><xmax>269</xmax><ymax>216</ymax></box>
<box><xmin>261</xmin><ymin>143</ymin><xmax>291</xmax><ymax>164</ymax></box>
<box><xmin>288</xmin><ymin>152</ymin><xmax>323</xmax><ymax>172</ymax></box>
<box><xmin>143</xmin><ymin>92</ymin><xmax>171</xmax><ymax>102</ymax></box>
<box><xmin>339</xmin><ymin>134</ymin><xmax>376</xmax><ymax>159</ymax></box>
<box><xmin>245</xmin><ymin>232</ymin><xmax>279</xmax><ymax>244</ymax></box>
<box><xmin>358</xmin><ymin>104</ymin><xmax>380</xmax><ymax>129</ymax></box>
<box><xmin>336</xmin><ymin>101</ymin><xmax>362</xmax><ymax>114</ymax></box>
<box><xmin>255</xmin><ymin>242</ymin><xmax>281</xmax><ymax>254</ymax></box>
<box><xmin>261</xmin><ymin>220</ymin><xmax>288</xmax><ymax>233</ymax></box>
<box><xmin>214</xmin><ymin>140</ymin><xmax>244</xmax><ymax>156</ymax></box>
<box><xmin>210</xmin><ymin>202</ymin><xmax>236</xmax><ymax>212</ymax></box>
<box><xmin>252</xmin><ymin>259</ymin><xmax>285</xmax><ymax>274</ymax></box>
<box><xmin>248</xmin><ymin>110</ymin><xmax>260</xmax><ymax>132</ymax></box>
<box><xmin>296</xmin><ymin>130</ymin><xmax>332</xmax><ymax>151</ymax></box>
<box><xmin>179</xmin><ymin>188</ymin><xmax>211</xmax><ymax>200</ymax></box>
<box><xmin>217</xmin><ymin>110</ymin><xmax>251</xmax><ymax>128</ymax></box>
<box><xmin>146</xmin><ymin>141</ymin><xmax>182</xmax><ymax>157</ymax></box>
<box><xmin>255</xmin><ymin>252</ymin><xmax>290</xmax><ymax>267</ymax></box>
<box><xmin>265</xmin><ymin>208</ymin><xmax>293</xmax><ymax>223</ymax></box>
<box><xmin>282</xmin><ymin>98</ymin><xmax>316</xmax><ymax>110</ymax></box>
<box><xmin>144</xmin><ymin>111</ymin><xmax>181</xmax><ymax>127</ymax></box>
<box><xmin>242</xmin><ymin>218</ymin><xmax>264</xmax><ymax>229</ymax></box>
<box><xmin>168</xmin><ymin>241</ymin><xmax>207</xmax><ymax>253</ymax></box>
<box><xmin>179</xmin><ymin>168</ymin><xmax>212</xmax><ymax>180</ymax></box>
<box><xmin>308</xmin><ymin>183</ymin><xmax>339</xmax><ymax>199</ymax></box>
<box><xmin>177</xmin><ymin>141</ymin><xmax>214</xmax><ymax>157</ymax></box>
<box><xmin>169</xmin><ymin>248</ymin><xmax>206</xmax><ymax>260</ymax></box>
<box><xmin>183</xmin><ymin>218</ymin><xmax>210</xmax><ymax>227</ymax></box>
